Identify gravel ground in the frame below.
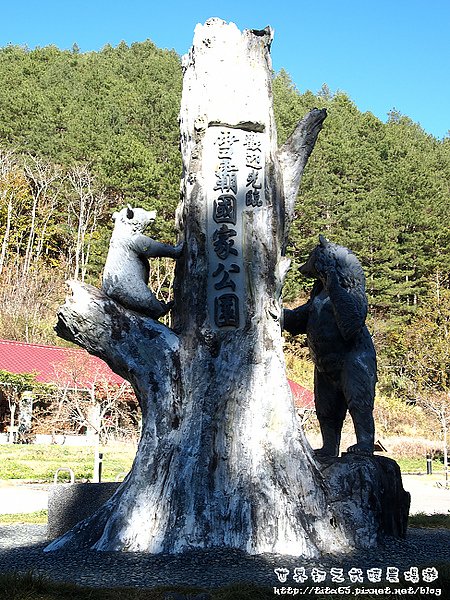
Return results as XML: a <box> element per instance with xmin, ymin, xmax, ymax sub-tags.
<box><xmin>0</xmin><ymin>525</ymin><xmax>448</xmax><ymax>589</ymax></box>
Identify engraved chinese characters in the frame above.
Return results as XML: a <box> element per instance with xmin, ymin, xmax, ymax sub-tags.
<box><xmin>205</xmin><ymin>127</ymin><xmax>266</xmax><ymax>330</ymax></box>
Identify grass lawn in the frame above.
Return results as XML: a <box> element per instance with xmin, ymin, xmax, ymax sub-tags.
<box><xmin>0</xmin><ymin>442</ymin><xmax>136</xmax><ymax>482</ymax></box>
<box><xmin>408</xmin><ymin>512</ymin><xmax>450</xmax><ymax>529</ymax></box>
<box><xmin>0</xmin><ymin>444</ymin><xmax>445</xmax><ymax>482</ymax></box>
<box><xmin>0</xmin><ymin>445</ymin><xmax>446</xmax><ymax>486</ymax></box>
<box><xmin>395</xmin><ymin>457</ymin><xmax>445</xmax><ymax>474</ymax></box>
<box><xmin>0</xmin><ymin>509</ymin><xmax>47</xmax><ymax>524</ymax></box>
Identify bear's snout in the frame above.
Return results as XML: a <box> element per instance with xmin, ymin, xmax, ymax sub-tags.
<box><xmin>299</xmin><ymin>261</ymin><xmax>310</xmax><ymax>275</ymax></box>
<box><xmin>299</xmin><ymin>252</ymin><xmax>318</xmax><ymax>277</ymax></box>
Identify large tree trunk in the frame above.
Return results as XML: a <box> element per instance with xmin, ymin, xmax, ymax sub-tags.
<box><xmin>45</xmin><ymin>19</ymin><xmax>354</xmax><ymax>556</ymax></box>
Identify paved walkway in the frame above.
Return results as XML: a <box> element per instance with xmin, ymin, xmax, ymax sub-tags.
<box><xmin>403</xmin><ymin>474</ymin><xmax>450</xmax><ymax>515</ymax></box>
<box><xmin>0</xmin><ymin>481</ymin><xmax>49</xmax><ymax>514</ymax></box>
<box><xmin>0</xmin><ymin>474</ymin><xmax>448</xmax><ymax>515</ymax></box>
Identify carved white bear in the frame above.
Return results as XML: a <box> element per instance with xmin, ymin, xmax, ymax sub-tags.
<box><xmin>102</xmin><ymin>206</ymin><xmax>183</xmax><ymax>319</ymax></box>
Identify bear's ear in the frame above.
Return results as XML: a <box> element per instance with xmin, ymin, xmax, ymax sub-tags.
<box><xmin>319</xmin><ymin>234</ymin><xmax>329</xmax><ymax>248</ymax></box>
<box><xmin>126</xmin><ymin>205</ymin><xmax>134</xmax><ymax>220</ymax></box>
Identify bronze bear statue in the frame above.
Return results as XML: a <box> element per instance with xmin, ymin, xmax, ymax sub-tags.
<box><xmin>102</xmin><ymin>205</ymin><xmax>183</xmax><ymax>319</ymax></box>
<box><xmin>283</xmin><ymin>235</ymin><xmax>377</xmax><ymax>457</ymax></box>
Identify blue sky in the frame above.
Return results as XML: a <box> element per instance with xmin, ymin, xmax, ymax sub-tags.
<box><xmin>1</xmin><ymin>0</ymin><xmax>449</xmax><ymax>139</ymax></box>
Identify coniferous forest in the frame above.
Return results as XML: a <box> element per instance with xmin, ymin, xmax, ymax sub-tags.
<box><xmin>0</xmin><ymin>41</ymin><xmax>449</xmax><ymax>436</ymax></box>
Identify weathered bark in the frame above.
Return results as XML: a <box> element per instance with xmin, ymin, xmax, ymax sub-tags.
<box><xmin>46</xmin><ymin>19</ymin><xmax>353</xmax><ymax>556</ymax></box>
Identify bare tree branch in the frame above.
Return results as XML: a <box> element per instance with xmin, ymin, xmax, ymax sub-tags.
<box><xmin>278</xmin><ymin>108</ymin><xmax>327</xmax><ymax>234</ymax></box>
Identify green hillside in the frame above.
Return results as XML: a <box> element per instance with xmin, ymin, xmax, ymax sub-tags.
<box><xmin>0</xmin><ymin>41</ymin><xmax>448</xmax><ymax>418</ymax></box>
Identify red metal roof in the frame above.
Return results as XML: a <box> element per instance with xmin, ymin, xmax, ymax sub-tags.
<box><xmin>288</xmin><ymin>379</ymin><xmax>314</xmax><ymax>410</ymax></box>
<box><xmin>0</xmin><ymin>339</ymin><xmax>314</xmax><ymax>405</ymax></box>
<box><xmin>0</xmin><ymin>339</ymin><xmax>125</xmax><ymax>389</ymax></box>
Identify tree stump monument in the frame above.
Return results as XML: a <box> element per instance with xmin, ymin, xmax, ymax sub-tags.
<box><xmin>45</xmin><ymin>19</ymin><xmax>409</xmax><ymax>556</ymax></box>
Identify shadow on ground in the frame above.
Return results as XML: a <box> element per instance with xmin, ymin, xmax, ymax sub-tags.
<box><xmin>0</xmin><ymin>525</ymin><xmax>448</xmax><ymax>595</ymax></box>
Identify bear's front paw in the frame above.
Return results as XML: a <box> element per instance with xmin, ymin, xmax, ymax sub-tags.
<box><xmin>174</xmin><ymin>242</ymin><xmax>184</xmax><ymax>258</ymax></box>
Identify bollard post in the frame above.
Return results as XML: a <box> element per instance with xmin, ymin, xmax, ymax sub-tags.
<box><xmin>426</xmin><ymin>453</ymin><xmax>432</xmax><ymax>475</ymax></box>
<box><xmin>98</xmin><ymin>452</ymin><xmax>103</xmax><ymax>483</ymax></box>
<box><xmin>93</xmin><ymin>448</ymin><xmax>103</xmax><ymax>483</ymax></box>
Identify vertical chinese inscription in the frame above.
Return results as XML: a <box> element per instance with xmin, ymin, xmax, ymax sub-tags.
<box><xmin>244</xmin><ymin>133</ymin><xmax>263</xmax><ymax>208</ymax></box>
<box><xmin>205</xmin><ymin>127</ymin><xmax>266</xmax><ymax>330</ymax></box>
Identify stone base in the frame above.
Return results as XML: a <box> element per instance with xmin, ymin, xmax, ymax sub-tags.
<box><xmin>47</xmin><ymin>482</ymin><xmax>121</xmax><ymax>539</ymax></box>
<box><xmin>318</xmin><ymin>454</ymin><xmax>410</xmax><ymax>548</ymax></box>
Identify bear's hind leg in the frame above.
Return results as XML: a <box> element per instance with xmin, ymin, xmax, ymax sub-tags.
<box><xmin>342</xmin><ymin>360</ymin><xmax>376</xmax><ymax>456</ymax></box>
<box><xmin>346</xmin><ymin>406</ymin><xmax>375</xmax><ymax>456</ymax></box>
<box><xmin>142</xmin><ymin>297</ymin><xmax>173</xmax><ymax>319</ymax></box>
<box><xmin>314</xmin><ymin>370</ymin><xmax>347</xmax><ymax>458</ymax></box>
<box><xmin>128</xmin><ymin>281</ymin><xmax>173</xmax><ymax>320</ymax></box>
